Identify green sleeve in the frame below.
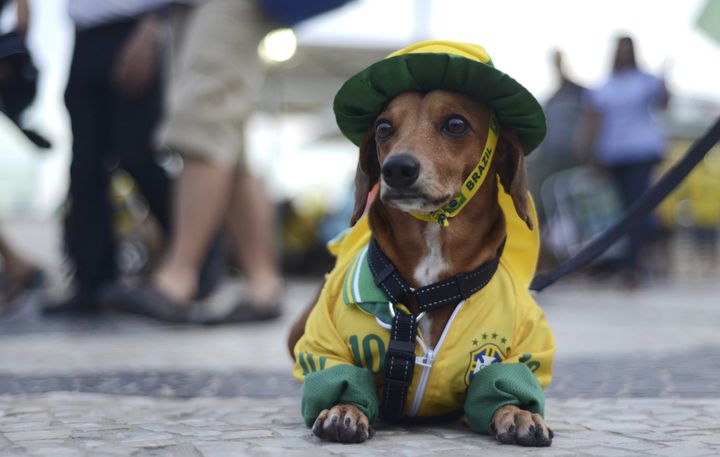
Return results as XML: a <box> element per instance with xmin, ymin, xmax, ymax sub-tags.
<box><xmin>464</xmin><ymin>362</ymin><xmax>545</xmax><ymax>434</ymax></box>
<box><xmin>301</xmin><ymin>364</ymin><xmax>379</xmax><ymax>427</ymax></box>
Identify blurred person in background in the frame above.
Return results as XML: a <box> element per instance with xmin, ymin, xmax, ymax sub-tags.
<box><xmin>43</xmin><ymin>0</ymin><xmax>172</xmax><ymax>313</ymax></box>
<box><xmin>581</xmin><ymin>35</ymin><xmax>670</xmax><ymax>286</ymax></box>
<box><xmin>108</xmin><ymin>0</ymin><xmax>283</xmax><ymax>323</ymax></box>
<box><xmin>526</xmin><ymin>49</ymin><xmax>587</xmax><ymax>266</ymax></box>
<box><xmin>528</xmin><ymin>50</ymin><xmax>586</xmax><ymax>219</ymax></box>
<box><xmin>0</xmin><ymin>0</ymin><xmax>45</xmax><ymax>313</ymax></box>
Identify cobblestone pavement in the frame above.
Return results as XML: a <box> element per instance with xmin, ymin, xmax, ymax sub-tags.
<box><xmin>1</xmin><ymin>394</ymin><xmax>719</xmax><ymax>457</ymax></box>
<box><xmin>1</xmin><ymin>278</ymin><xmax>720</xmax><ymax>455</ymax></box>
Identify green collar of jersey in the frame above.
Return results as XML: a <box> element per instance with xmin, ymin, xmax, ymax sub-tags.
<box><xmin>342</xmin><ymin>245</ymin><xmax>400</xmax><ymax>325</ymax></box>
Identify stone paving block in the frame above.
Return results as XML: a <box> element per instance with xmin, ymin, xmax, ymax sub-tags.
<box><xmin>79</xmin><ymin>446</ymin><xmax>133</xmax><ymax>456</ymax></box>
<box><xmin>246</xmin><ymin>448</ymin><xmax>332</xmax><ymax>457</ymax></box>
<box><xmin>4</xmin><ymin>429</ymin><xmax>71</xmax><ymax>442</ymax></box>
<box><xmin>24</xmin><ymin>446</ymin><xmax>84</xmax><ymax>457</ymax></box>
<box><xmin>0</xmin><ymin>421</ymin><xmax>51</xmax><ymax>432</ymax></box>
<box><xmin>116</xmin><ymin>430</ymin><xmax>176</xmax><ymax>448</ymax></box>
<box><xmin>581</xmin><ymin>419</ymin><xmax>654</xmax><ymax>432</ymax></box>
<box><xmin>690</xmin><ymin>435</ymin><xmax>720</xmax><ymax>446</ymax></box>
<box><xmin>578</xmin><ymin>445</ymin><xmax>647</xmax><ymax>457</ymax></box>
<box><xmin>139</xmin><ymin>422</ymin><xmax>222</xmax><ymax>439</ymax></box>
<box><xmin>274</xmin><ymin>427</ymin><xmax>311</xmax><ymax>438</ymax></box>
<box><xmin>321</xmin><ymin>442</ymin><xmax>386</xmax><ymax>455</ymax></box>
<box><xmin>0</xmin><ymin>451</ymin><xmax>30</xmax><ymax>457</ymax></box>
<box><xmin>245</xmin><ymin>436</ymin><xmax>315</xmax><ymax>449</ymax></box>
<box><xmin>650</xmin><ymin>441</ymin><xmax>720</xmax><ymax>457</ymax></box>
<box><xmin>137</xmin><ymin>444</ymin><xmax>203</xmax><ymax>456</ymax></box>
<box><xmin>221</xmin><ymin>429</ymin><xmax>275</xmax><ymax>440</ymax></box>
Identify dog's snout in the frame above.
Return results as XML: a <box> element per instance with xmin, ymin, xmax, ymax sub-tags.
<box><xmin>382</xmin><ymin>154</ymin><xmax>420</xmax><ymax>189</ymax></box>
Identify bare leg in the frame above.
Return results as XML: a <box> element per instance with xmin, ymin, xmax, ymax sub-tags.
<box><xmin>153</xmin><ymin>157</ymin><xmax>233</xmax><ymax>302</ymax></box>
<box><xmin>0</xmin><ymin>229</ymin><xmax>38</xmax><ymax>303</ymax></box>
<box><xmin>0</xmin><ymin>231</ymin><xmax>34</xmax><ymax>278</ymax></box>
<box><xmin>226</xmin><ymin>167</ymin><xmax>282</xmax><ymax>306</ymax></box>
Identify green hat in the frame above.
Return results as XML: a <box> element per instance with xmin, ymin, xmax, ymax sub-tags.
<box><xmin>333</xmin><ymin>40</ymin><xmax>546</xmax><ymax>154</ymax></box>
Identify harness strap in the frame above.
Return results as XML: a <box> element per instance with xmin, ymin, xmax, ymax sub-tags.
<box><xmin>367</xmin><ymin>237</ymin><xmax>504</xmax><ymax>419</ymax></box>
<box><xmin>368</xmin><ymin>238</ymin><xmax>505</xmax><ymax>312</ymax></box>
<box><xmin>381</xmin><ymin>312</ymin><xmax>416</xmax><ymax>420</ymax></box>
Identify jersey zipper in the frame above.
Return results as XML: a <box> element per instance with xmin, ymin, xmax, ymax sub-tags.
<box><xmin>407</xmin><ymin>300</ymin><xmax>465</xmax><ymax>416</ymax></box>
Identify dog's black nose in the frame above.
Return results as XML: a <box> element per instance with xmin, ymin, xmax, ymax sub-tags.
<box><xmin>382</xmin><ymin>154</ymin><xmax>420</xmax><ymax>189</ymax></box>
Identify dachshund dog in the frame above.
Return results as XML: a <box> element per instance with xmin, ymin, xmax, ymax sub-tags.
<box><xmin>288</xmin><ymin>89</ymin><xmax>555</xmax><ymax>446</ymax></box>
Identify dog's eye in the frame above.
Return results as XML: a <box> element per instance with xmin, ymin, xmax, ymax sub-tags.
<box><xmin>375</xmin><ymin>121</ymin><xmax>394</xmax><ymax>140</ymax></box>
<box><xmin>443</xmin><ymin>116</ymin><xmax>469</xmax><ymax>137</ymax></box>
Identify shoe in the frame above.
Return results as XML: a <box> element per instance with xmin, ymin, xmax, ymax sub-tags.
<box><xmin>202</xmin><ymin>300</ymin><xmax>282</xmax><ymax>325</ymax></box>
<box><xmin>101</xmin><ymin>281</ymin><xmax>191</xmax><ymax>323</ymax></box>
<box><xmin>42</xmin><ymin>289</ymin><xmax>98</xmax><ymax>315</ymax></box>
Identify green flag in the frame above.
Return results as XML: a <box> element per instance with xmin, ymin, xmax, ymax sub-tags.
<box><xmin>697</xmin><ymin>0</ymin><xmax>720</xmax><ymax>45</ymax></box>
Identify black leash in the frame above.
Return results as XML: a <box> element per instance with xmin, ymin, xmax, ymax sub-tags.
<box><xmin>531</xmin><ymin>116</ymin><xmax>720</xmax><ymax>292</ymax></box>
<box><xmin>367</xmin><ymin>237</ymin><xmax>505</xmax><ymax>419</ymax></box>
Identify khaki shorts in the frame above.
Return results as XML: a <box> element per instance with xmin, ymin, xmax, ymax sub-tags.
<box><xmin>157</xmin><ymin>0</ymin><xmax>273</xmax><ymax>167</ymax></box>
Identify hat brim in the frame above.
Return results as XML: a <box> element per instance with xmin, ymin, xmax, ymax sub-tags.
<box><xmin>333</xmin><ymin>53</ymin><xmax>546</xmax><ymax>154</ymax></box>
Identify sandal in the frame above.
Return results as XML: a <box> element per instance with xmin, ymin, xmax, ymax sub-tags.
<box><xmin>202</xmin><ymin>300</ymin><xmax>282</xmax><ymax>325</ymax></box>
<box><xmin>101</xmin><ymin>281</ymin><xmax>191</xmax><ymax>323</ymax></box>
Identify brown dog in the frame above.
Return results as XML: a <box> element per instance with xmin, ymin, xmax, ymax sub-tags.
<box><xmin>288</xmin><ymin>88</ymin><xmax>555</xmax><ymax>446</ymax></box>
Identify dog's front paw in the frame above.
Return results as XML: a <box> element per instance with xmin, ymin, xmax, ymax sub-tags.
<box><xmin>312</xmin><ymin>404</ymin><xmax>374</xmax><ymax>443</ymax></box>
<box><xmin>491</xmin><ymin>405</ymin><xmax>553</xmax><ymax>447</ymax></box>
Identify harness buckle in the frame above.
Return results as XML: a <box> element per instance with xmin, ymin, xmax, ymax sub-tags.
<box><xmin>387</xmin><ymin>302</ymin><xmax>426</xmax><ymax>322</ymax></box>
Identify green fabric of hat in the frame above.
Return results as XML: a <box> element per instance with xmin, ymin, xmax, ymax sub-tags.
<box><xmin>333</xmin><ymin>40</ymin><xmax>546</xmax><ymax>155</ymax></box>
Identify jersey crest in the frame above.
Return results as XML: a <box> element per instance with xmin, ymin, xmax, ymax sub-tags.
<box><xmin>465</xmin><ymin>343</ymin><xmax>506</xmax><ymax>386</ymax></box>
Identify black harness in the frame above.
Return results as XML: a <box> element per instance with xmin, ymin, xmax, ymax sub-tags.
<box><xmin>367</xmin><ymin>236</ymin><xmax>505</xmax><ymax>419</ymax></box>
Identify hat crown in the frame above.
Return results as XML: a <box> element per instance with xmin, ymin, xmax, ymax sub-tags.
<box><xmin>386</xmin><ymin>40</ymin><xmax>495</xmax><ymax>67</ymax></box>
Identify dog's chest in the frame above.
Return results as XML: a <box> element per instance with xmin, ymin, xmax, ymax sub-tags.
<box><xmin>413</xmin><ymin>224</ymin><xmax>449</xmax><ymax>286</ymax></box>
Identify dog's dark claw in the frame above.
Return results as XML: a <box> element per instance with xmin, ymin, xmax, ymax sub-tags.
<box><xmin>495</xmin><ymin>425</ymin><xmax>518</xmax><ymax>445</ymax></box>
<box><xmin>312</xmin><ymin>407</ymin><xmax>372</xmax><ymax>444</ymax></box>
<box><xmin>517</xmin><ymin>423</ymin><xmax>552</xmax><ymax>447</ymax></box>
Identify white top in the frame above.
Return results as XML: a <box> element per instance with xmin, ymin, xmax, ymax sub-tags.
<box><xmin>68</xmin><ymin>0</ymin><xmax>200</xmax><ymax>29</ymax></box>
<box><xmin>585</xmin><ymin>68</ymin><xmax>667</xmax><ymax>166</ymax></box>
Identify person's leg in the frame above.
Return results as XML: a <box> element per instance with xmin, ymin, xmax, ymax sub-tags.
<box><xmin>106</xmin><ymin>0</ymin><xmax>279</xmax><ymax>321</ymax></box>
<box><xmin>152</xmin><ymin>158</ymin><xmax>233</xmax><ymax>303</ymax></box>
<box><xmin>0</xmin><ymin>231</ymin><xmax>33</xmax><ymax>276</ymax></box>
<box><xmin>60</xmin><ymin>26</ymin><xmax>118</xmax><ymax>306</ymax></box>
<box><xmin>112</xmin><ymin>45</ymin><xmax>171</xmax><ymax>236</ymax></box>
<box><xmin>609</xmin><ymin>160</ymin><xmax>657</xmax><ymax>275</ymax></box>
<box><xmin>0</xmin><ymin>230</ymin><xmax>41</xmax><ymax>304</ymax></box>
<box><xmin>226</xmin><ymin>166</ymin><xmax>282</xmax><ymax>307</ymax></box>
<box><xmin>153</xmin><ymin>0</ymin><xmax>272</xmax><ymax>303</ymax></box>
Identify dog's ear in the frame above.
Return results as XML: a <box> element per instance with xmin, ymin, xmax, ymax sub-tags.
<box><xmin>349</xmin><ymin>131</ymin><xmax>380</xmax><ymax>226</ymax></box>
<box><xmin>495</xmin><ymin>130</ymin><xmax>534</xmax><ymax>230</ymax></box>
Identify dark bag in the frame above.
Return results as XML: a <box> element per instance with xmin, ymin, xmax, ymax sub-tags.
<box><xmin>0</xmin><ymin>32</ymin><xmax>37</xmax><ymax>121</ymax></box>
<box><xmin>0</xmin><ymin>32</ymin><xmax>50</xmax><ymax>148</ymax></box>
<box><xmin>259</xmin><ymin>0</ymin><xmax>352</xmax><ymax>27</ymax></box>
